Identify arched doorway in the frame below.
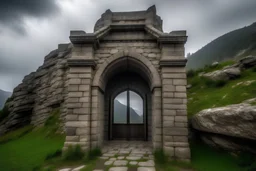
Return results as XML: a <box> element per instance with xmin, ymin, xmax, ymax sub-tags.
<box><xmin>112</xmin><ymin>90</ymin><xmax>145</xmax><ymax>140</ymax></box>
<box><xmin>105</xmin><ymin>72</ymin><xmax>151</xmax><ymax>141</ymax></box>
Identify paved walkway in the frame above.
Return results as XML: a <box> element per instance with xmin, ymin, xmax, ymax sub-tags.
<box><xmin>59</xmin><ymin>141</ymin><xmax>156</xmax><ymax>171</ymax></box>
<box><xmin>94</xmin><ymin>141</ymin><xmax>155</xmax><ymax>171</ymax></box>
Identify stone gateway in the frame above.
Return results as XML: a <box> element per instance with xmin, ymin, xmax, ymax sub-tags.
<box><xmin>1</xmin><ymin>6</ymin><xmax>190</xmax><ymax>160</ymax></box>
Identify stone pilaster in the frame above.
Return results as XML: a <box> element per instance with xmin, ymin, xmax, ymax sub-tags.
<box><xmin>152</xmin><ymin>87</ymin><xmax>162</xmax><ymax>149</ymax></box>
<box><xmin>64</xmin><ymin>31</ymin><xmax>97</xmax><ymax>151</ymax></box>
<box><xmin>159</xmin><ymin>32</ymin><xmax>190</xmax><ymax>161</ymax></box>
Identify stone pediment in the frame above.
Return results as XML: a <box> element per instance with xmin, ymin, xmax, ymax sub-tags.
<box><xmin>70</xmin><ymin>5</ymin><xmax>187</xmax><ymax>47</ymax></box>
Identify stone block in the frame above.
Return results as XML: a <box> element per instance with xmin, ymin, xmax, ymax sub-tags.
<box><xmin>173</xmin><ymin>136</ymin><xmax>188</xmax><ymax>142</ymax></box>
<box><xmin>163</xmin><ymin>120</ymin><xmax>174</xmax><ymax>127</ymax></box>
<box><xmin>162</xmin><ymin>92</ymin><xmax>174</xmax><ymax>98</ymax></box>
<box><xmin>164</xmin><ymin>146</ymin><xmax>174</xmax><ymax>157</ymax></box>
<box><xmin>66</xmin><ymin>121</ymin><xmax>89</xmax><ymax>128</ymax></box>
<box><xmin>164</xmin><ymin>128</ymin><xmax>188</xmax><ymax>136</ymax></box>
<box><xmin>80</xmin><ymin>136</ymin><xmax>89</xmax><ymax>142</ymax></box>
<box><xmin>76</xmin><ymin>128</ymin><xmax>89</xmax><ymax>135</ymax></box>
<box><xmin>70</xmin><ymin>67</ymin><xmax>92</xmax><ymax>73</ymax></box>
<box><xmin>163</xmin><ymin>85</ymin><xmax>175</xmax><ymax>92</ymax></box>
<box><xmin>175</xmin><ymin>147</ymin><xmax>190</xmax><ymax>159</ymax></box>
<box><xmin>68</xmin><ymin>92</ymin><xmax>83</xmax><ymax>98</ymax></box>
<box><xmin>163</xmin><ymin>98</ymin><xmax>183</xmax><ymax>104</ymax></box>
<box><xmin>162</xmin><ymin>74</ymin><xmax>186</xmax><ymax>79</ymax></box>
<box><xmin>66</xmin><ymin>136</ymin><xmax>79</xmax><ymax>142</ymax></box>
<box><xmin>78</xmin><ymin>115</ymin><xmax>89</xmax><ymax>121</ymax></box>
<box><xmin>174</xmin><ymin>92</ymin><xmax>187</xmax><ymax>98</ymax></box>
<box><xmin>79</xmin><ymin>85</ymin><xmax>90</xmax><ymax>91</ymax></box>
<box><xmin>175</xmin><ymin>116</ymin><xmax>188</xmax><ymax>122</ymax></box>
<box><xmin>66</xmin><ymin>114</ymin><xmax>78</xmax><ymax>121</ymax></box>
<box><xmin>67</xmin><ymin>102</ymin><xmax>82</xmax><ymax>108</ymax></box>
<box><xmin>175</xmin><ymin>86</ymin><xmax>186</xmax><ymax>92</ymax></box>
<box><xmin>164</xmin><ymin>135</ymin><xmax>173</xmax><ymax>142</ymax></box>
<box><xmin>67</xmin><ymin>97</ymin><xmax>79</xmax><ymax>103</ymax></box>
<box><xmin>176</xmin><ymin>110</ymin><xmax>187</xmax><ymax>116</ymax></box>
<box><xmin>68</xmin><ymin>85</ymin><xmax>79</xmax><ymax>91</ymax></box>
<box><xmin>163</xmin><ymin>116</ymin><xmax>174</xmax><ymax>121</ymax></box>
<box><xmin>79</xmin><ymin>97</ymin><xmax>90</xmax><ymax>102</ymax></box>
<box><xmin>163</xmin><ymin>109</ymin><xmax>176</xmax><ymax>116</ymax></box>
<box><xmin>69</xmin><ymin>78</ymin><xmax>81</xmax><ymax>85</ymax></box>
<box><xmin>73</xmin><ymin>108</ymin><xmax>90</xmax><ymax>114</ymax></box>
<box><xmin>173</xmin><ymin>79</ymin><xmax>187</xmax><ymax>86</ymax></box>
<box><xmin>163</xmin><ymin>79</ymin><xmax>173</xmax><ymax>85</ymax></box>
<box><xmin>66</xmin><ymin>127</ymin><xmax>76</xmax><ymax>136</ymax></box>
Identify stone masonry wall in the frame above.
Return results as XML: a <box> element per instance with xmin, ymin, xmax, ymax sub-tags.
<box><xmin>0</xmin><ymin>44</ymin><xmax>72</xmax><ymax>135</ymax></box>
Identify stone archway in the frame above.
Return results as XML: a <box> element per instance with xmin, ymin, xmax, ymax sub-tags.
<box><xmin>92</xmin><ymin>50</ymin><xmax>161</xmax><ymax>91</ymax></box>
<box><xmin>91</xmin><ymin>50</ymin><xmax>162</xmax><ymax>149</ymax></box>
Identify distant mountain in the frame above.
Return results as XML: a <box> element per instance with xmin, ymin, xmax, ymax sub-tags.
<box><xmin>187</xmin><ymin>22</ymin><xmax>256</xmax><ymax>69</ymax></box>
<box><xmin>114</xmin><ymin>100</ymin><xmax>143</xmax><ymax>123</ymax></box>
<box><xmin>0</xmin><ymin>89</ymin><xmax>12</xmax><ymax>109</ymax></box>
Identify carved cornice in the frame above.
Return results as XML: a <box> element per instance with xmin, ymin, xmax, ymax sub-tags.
<box><xmin>69</xmin><ymin>31</ymin><xmax>96</xmax><ymax>44</ymax></box>
<box><xmin>67</xmin><ymin>59</ymin><xmax>97</xmax><ymax>69</ymax></box>
<box><xmin>159</xmin><ymin>59</ymin><xmax>187</xmax><ymax>67</ymax></box>
<box><xmin>158</xmin><ymin>34</ymin><xmax>187</xmax><ymax>44</ymax></box>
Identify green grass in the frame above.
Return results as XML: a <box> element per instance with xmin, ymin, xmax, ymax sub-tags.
<box><xmin>188</xmin><ymin>68</ymin><xmax>256</xmax><ymax>117</ymax></box>
<box><xmin>0</xmin><ymin>127</ymin><xmax>65</xmax><ymax>171</ymax></box>
<box><xmin>191</xmin><ymin>142</ymin><xmax>245</xmax><ymax>171</ymax></box>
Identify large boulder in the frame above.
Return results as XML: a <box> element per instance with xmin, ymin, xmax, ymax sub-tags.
<box><xmin>202</xmin><ymin>67</ymin><xmax>241</xmax><ymax>81</ymax></box>
<box><xmin>191</xmin><ymin>100</ymin><xmax>256</xmax><ymax>152</ymax></box>
<box><xmin>239</xmin><ymin>56</ymin><xmax>256</xmax><ymax>68</ymax></box>
<box><xmin>192</xmin><ymin>102</ymin><xmax>256</xmax><ymax>140</ymax></box>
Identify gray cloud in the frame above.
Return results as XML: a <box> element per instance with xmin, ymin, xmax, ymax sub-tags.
<box><xmin>0</xmin><ymin>0</ymin><xmax>59</xmax><ymax>34</ymax></box>
<box><xmin>0</xmin><ymin>0</ymin><xmax>256</xmax><ymax>91</ymax></box>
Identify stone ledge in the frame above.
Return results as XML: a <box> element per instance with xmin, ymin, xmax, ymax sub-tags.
<box><xmin>158</xmin><ymin>34</ymin><xmax>187</xmax><ymax>44</ymax></box>
<box><xmin>69</xmin><ymin>31</ymin><xmax>96</xmax><ymax>44</ymax></box>
<box><xmin>67</xmin><ymin>59</ymin><xmax>97</xmax><ymax>69</ymax></box>
<box><xmin>159</xmin><ymin>59</ymin><xmax>187</xmax><ymax>67</ymax></box>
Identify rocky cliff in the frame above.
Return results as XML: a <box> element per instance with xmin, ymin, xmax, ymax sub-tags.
<box><xmin>0</xmin><ymin>44</ymin><xmax>72</xmax><ymax>135</ymax></box>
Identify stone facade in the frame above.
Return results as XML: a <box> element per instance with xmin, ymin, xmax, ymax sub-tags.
<box><xmin>1</xmin><ymin>6</ymin><xmax>190</xmax><ymax>160</ymax></box>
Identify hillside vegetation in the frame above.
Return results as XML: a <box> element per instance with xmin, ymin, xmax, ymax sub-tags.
<box><xmin>187</xmin><ymin>61</ymin><xmax>256</xmax><ymax>117</ymax></box>
<box><xmin>187</xmin><ymin>22</ymin><xmax>256</xmax><ymax>69</ymax></box>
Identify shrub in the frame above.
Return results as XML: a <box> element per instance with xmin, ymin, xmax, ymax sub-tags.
<box><xmin>84</xmin><ymin>147</ymin><xmax>102</xmax><ymax>161</ymax></box>
<box><xmin>154</xmin><ymin>149</ymin><xmax>168</xmax><ymax>165</ymax></box>
<box><xmin>45</xmin><ymin>149</ymin><xmax>62</xmax><ymax>161</ymax></box>
<box><xmin>62</xmin><ymin>145</ymin><xmax>85</xmax><ymax>161</ymax></box>
<box><xmin>187</xmin><ymin>69</ymin><xmax>195</xmax><ymax>78</ymax></box>
<box><xmin>44</xmin><ymin>108</ymin><xmax>61</xmax><ymax>135</ymax></box>
<box><xmin>203</xmin><ymin>78</ymin><xmax>227</xmax><ymax>88</ymax></box>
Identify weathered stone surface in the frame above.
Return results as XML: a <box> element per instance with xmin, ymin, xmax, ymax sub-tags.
<box><xmin>239</xmin><ymin>56</ymin><xmax>256</xmax><ymax>68</ymax></box>
<box><xmin>202</xmin><ymin>67</ymin><xmax>241</xmax><ymax>81</ymax></box>
<box><xmin>113</xmin><ymin>160</ymin><xmax>128</xmax><ymax>166</ymax></box>
<box><xmin>137</xmin><ymin>167</ymin><xmax>156</xmax><ymax>171</ymax></box>
<box><xmin>0</xmin><ymin>44</ymin><xmax>71</xmax><ymax>135</ymax></box>
<box><xmin>109</xmin><ymin>167</ymin><xmax>128</xmax><ymax>171</ymax></box>
<box><xmin>72</xmin><ymin>165</ymin><xmax>85</xmax><ymax>171</ymax></box>
<box><xmin>192</xmin><ymin>102</ymin><xmax>256</xmax><ymax>140</ymax></box>
<box><xmin>138</xmin><ymin>160</ymin><xmax>155</xmax><ymax>167</ymax></box>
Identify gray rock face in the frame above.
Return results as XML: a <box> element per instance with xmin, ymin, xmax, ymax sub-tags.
<box><xmin>239</xmin><ymin>56</ymin><xmax>256</xmax><ymax>68</ymax></box>
<box><xmin>192</xmin><ymin>103</ymin><xmax>256</xmax><ymax>140</ymax></box>
<box><xmin>202</xmin><ymin>67</ymin><xmax>241</xmax><ymax>81</ymax></box>
<box><xmin>192</xmin><ymin>101</ymin><xmax>256</xmax><ymax>152</ymax></box>
<box><xmin>0</xmin><ymin>44</ymin><xmax>72</xmax><ymax>135</ymax></box>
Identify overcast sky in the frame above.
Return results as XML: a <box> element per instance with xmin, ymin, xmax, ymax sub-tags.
<box><xmin>0</xmin><ymin>0</ymin><xmax>256</xmax><ymax>92</ymax></box>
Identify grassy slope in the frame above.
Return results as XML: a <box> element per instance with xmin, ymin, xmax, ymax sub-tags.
<box><xmin>187</xmin><ymin>67</ymin><xmax>256</xmax><ymax>117</ymax></box>
<box><xmin>0</xmin><ymin>128</ymin><xmax>64</xmax><ymax>171</ymax></box>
